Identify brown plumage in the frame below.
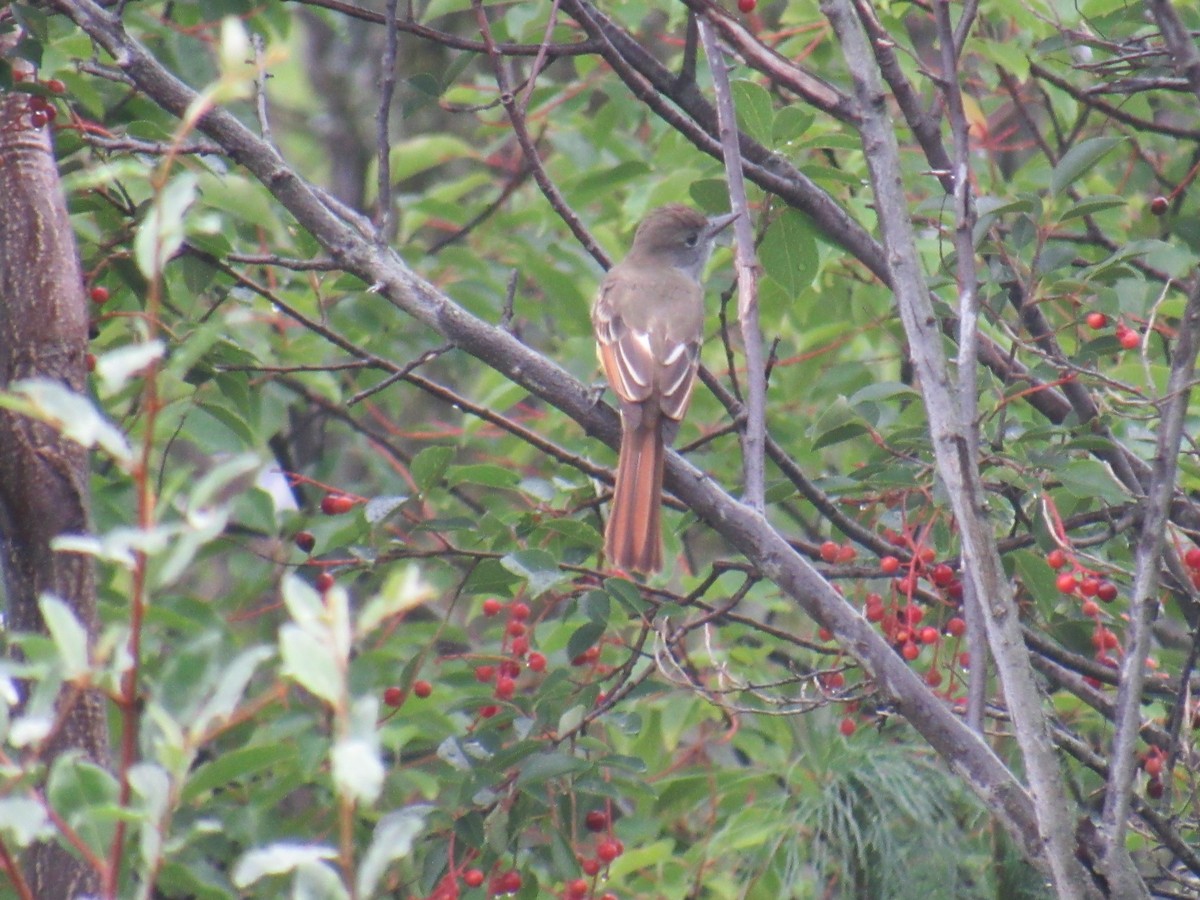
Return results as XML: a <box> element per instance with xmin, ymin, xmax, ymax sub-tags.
<box><xmin>592</xmin><ymin>204</ymin><xmax>737</xmax><ymax>574</ymax></box>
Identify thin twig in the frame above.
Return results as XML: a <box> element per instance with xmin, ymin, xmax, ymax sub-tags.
<box><xmin>696</xmin><ymin>16</ymin><xmax>765</xmax><ymax>511</ymax></box>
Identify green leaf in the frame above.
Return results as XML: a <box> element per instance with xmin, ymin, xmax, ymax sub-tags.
<box><xmin>411</xmin><ymin>445</ymin><xmax>454</xmax><ymax>494</ymax></box>
<box><xmin>447</xmin><ymin>464</ymin><xmax>522</xmax><ymax>489</ymax></box>
<box><xmin>0</xmin><ymin>379</ymin><xmax>132</xmax><ymax>465</ymax></box>
<box><xmin>190</xmin><ymin>645</ymin><xmax>274</xmax><ymax>737</ymax></box>
<box><xmin>135</xmin><ymin>172</ymin><xmax>197</xmax><ymax>278</ymax></box>
<box><xmin>500</xmin><ymin>549</ymin><xmax>566</xmax><ymax>596</ymax></box>
<box><xmin>388</xmin><ymin>135</ymin><xmax>476</xmax><ymax>183</ymax></box>
<box><xmin>1055</xmin><ymin>195</ymin><xmax>1126</xmax><ymax>222</ymax></box>
<box><xmin>364</xmin><ymin>494</ymin><xmax>407</xmax><ymax>524</ymax></box>
<box><xmin>1051</xmin><ymin>137</ymin><xmax>1124</xmax><ymax>196</ymax></box>
<box><xmin>567</xmin><ymin>621</ymin><xmax>606</xmax><ymax>660</ymax></box>
<box><xmin>1056</xmin><ymin>458</ymin><xmax>1128</xmax><ymax>505</ymax></box>
<box><xmin>331</xmin><ymin>697</ymin><xmax>384</xmax><ymax>804</ymax></box>
<box><xmin>516</xmin><ymin>750</ymin><xmax>590</xmax><ymax>787</ymax></box>
<box><xmin>357</xmin><ymin>564</ymin><xmax>435</xmax><ymax>639</ymax></box>
<box><xmin>39</xmin><ymin>594</ymin><xmax>89</xmax><ymax>680</ymax></box>
<box><xmin>183</xmin><ymin>743</ymin><xmax>295</xmax><ymax>803</ymax></box>
<box><xmin>773</xmin><ymin>106</ymin><xmax>813</xmax><ymax>146</ymax></box>
<box><xmin>357</xmin><ymin>807</ymin><xmax>430</xmax><ymax>898</ymax></box>
<box><xmin>232</xmin><ymin>843</ymin><xmax>339</xmax><ymax>888</ymax></box>
<box><xmin>731</xmin><ymin>79</ymin><xmax>773</xmax><ymax>145</ymax></box>
<box><xmin>759</xmin><ymin>210</ymin><xmax>817</xmax><ymax>296</ymax></box>
<box><xmin>280</xmin><ymin>625</ymin><xmax>341</xmax><ymax>705</ymax></box>
<box><xmin>0</xmin><ymin>798</ymin><xmax>51</xmax><ymax>846</ymax></box>
<box><xmin>94</xmin><ymin>340</ymin><xmax>165</xmax><ymax>395</ymax></box>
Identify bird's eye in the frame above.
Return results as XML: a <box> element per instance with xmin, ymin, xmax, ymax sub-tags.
<box><xmin>684</xmin><ymin>232</ymin><xmax>699</xmax><ymax>247</ymax></box>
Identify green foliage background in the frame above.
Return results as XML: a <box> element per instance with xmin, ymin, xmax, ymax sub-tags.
<box><xmin>2</xmin><ymin>0</ymin><xmax>1199</xmax><ymax>897</ymax></box>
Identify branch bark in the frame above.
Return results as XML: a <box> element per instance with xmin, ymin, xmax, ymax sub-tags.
<box><xmin>0</xmin><ymin>63</ymin><xmax>109</xmax><ymax>900</ymax></box>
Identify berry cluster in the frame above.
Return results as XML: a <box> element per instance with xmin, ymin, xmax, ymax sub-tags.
<box><xmin>14</xmin><ymin>76</ymin><xmax>65</xmax><ymax>129</ymax></box>
<box><xmin>1046</xmin><ymin>547</ymin><xmax>1124</xmax><ymax>686</ymax></box>
<box><xmin>1082</xmin><ymin>308</ymin><xmax>1140</xmax><ymax>349</ymax></box>
<box><xmin>1142</xmin><ymin>746</ymin><xmax>1166</xmax><ymax>800</ymax></box>
<box><xmin>823</xmin><ymin>531</ymin><xmax>974</xmax><ymax>732</ymax></box>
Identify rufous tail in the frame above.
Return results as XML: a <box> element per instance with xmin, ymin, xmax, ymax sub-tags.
<box><xmin>604</xmin><ymin>423</ymin><xmax>664</xmax><ymax>574</ymax></box>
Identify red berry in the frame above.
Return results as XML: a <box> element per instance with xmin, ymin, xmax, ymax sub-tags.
<box><xmin>85</xmin><ymin>353</ymin><xmax>96</xmax><ymax>372</ymax></box>
<box><xmin>495</xmin><ymin>870</ymin><xmax>521</xmax><ymax>893</ymax></box>
<box><xmin>901</xmin><ymin>642</ymin><xmax>920</xmax><ymax>661</ymax></box>
<box><xmin>880</xmin><ymin>555</ymin><xmax>900</xmax><ymax>575</ymax></box>
<box><xmin>320</xmin><ymin>493</ymin><xmax>355</xmax><ymax>515</ymax></box>
<box><xmin>45</xmin><ymin>78</ymin><xmax>66</xmax><ymax>94</ymax></box>
<box><xmin>1147</xmin><ymin>776</ymin><xmax>1164</xmax><ymax>799</ymax></box>
<box><xmin>902</xmin><ymin>604</ymin><xmax>924</xmax><ymax>625</ymax></box>
<box><xmin>737</xmin><ymin>0</ymin><xmax>756</xmax><ymax>13</ymax></box>
<box><xmin>839</xmin><ymin>716</ymin><xmax>856</xmax><ymax>736</ymax></box>
<box><xmin>567</xmin><ymin>879</ymin><xmax>589</xmax><ymax>899</ymax></box>
<box><xmin>1056</xmin><ymin>573</ymin><xmax>1078</xmax><ymax>594</ymax></box>
<box><xmin>819</xmin><ymin>540</ymin><xmax>839</xmax><ymax>563</ymax></box>
<box><xmin>413</xmin><ymin>679</ymin><xmax>432</xmax><ymax>698</ymax></box>
<box><xmin>573</xmin><ymin>646</ymin><xmax>600</xmax><ymax>666</ymax></box>
<box><xmin>865</xmin><ymin>603</ymin><xmax>885</xmax><ymax>623</ymax></box>
<box><xmin>1150</xmin><ymin>196</ymin><xmax>1169</xmax><ymax>216</ymax></box>
<box><xmin>90</xmin><ymin>285</ymin><xmax>110</xmax><ymax>305</ymax></box>
<box><xmin>1079</xmin><ymin>577</ymin><xmax>1100</xmax><ymax>597</ymax></box>
<box><xmin>463</xmin><ymin>869</ymin><xmax>484</xmax><ymax>888</ymax></box>
<box><xmin>946</xmin><ymin>617</ymin><xmax>966</xmax><ymax>637</ymax></box>
<box><xmin>506</xmin><ymin>620</ymin><xmax>526</xmax><ymax>638</ymax></box>
<box><xmin>1097</xmin><ymin>581</ymin><xmax>1118</xmax><ymax>603</ymax></box>
<box><xmin>479</xmin><ymin>704</ymin><xmax>499</xmax><ymax>718</ymax></box>
<box><xmin>511</xmin><ymin>635</ymin><xmax>529</xmax><ymax>656</ymax></box>
<box><xmin>495</xmin><ymin>676</ymin><xmax>516</xmax><ymax>699</ymax></box>
<box><xmin>818</xmin><ymin>627</ymin><xmax>833</xmax><ymax>642</ymax></box>
<box><xmin>383</xmin><ymin>686</ymin><xmax>405</xmax><ymax>707</ymax></box>
<box><xmin>1081</xmin><ymin>600</ymin><xmax>1100</xmax><ymax>617</ymax></box>
<box><xmin>500</xmin><ymin>659</ymin><xmax>521</xmax><ymax>678</ymax></box>
<box><xmin>510</xmin><ymin>601</ymin><xmax>531</xmax><ymax>620</ymax></box>
<box><xmin>1144</xmin><ymin>755</ymin><xmax>1163</xmax><ymax>777</ymax></box>
<box><xmin>315</xmin><ymin>571</ymin><xmax>335</xmax><ymax>592</ymax></box>
<box><xmin>925</xmin><ymin>669</ymin><xmax>943</xmax><ymax>687</ymax></box>
<box><xmin>836</xmin><ymin>544</ymin><xmax>857</xmax><ymax>562</ymax></box>
<box><xmin>820</xmin><ymin>671</ymin><xmax>845</xmax><ymax>690</ymax></box>
<box><xmin>919</xmin><ymin>626</ymin><xmax>939</xmax><ymax>645</ymax></box>
<box><xmin>585</xmin><ymin>809</ymin><xmax>608</xmax><ymax>832</ymax></box>
<box><xmin>596</xmin><ymin>839</ymin><xmax>623</xmax><ymax>863</ymax></box>
<box><xmin>959</xmin><ymin>652</ymin><xmax>970</xmax><ymax>668</ymax></box>
<box><xmin>1186</xmin><ymin>547</ymin><xmax>1200</xmax><ymax>569</ymax></box>
<box><xmin>930</xmin><ymin>563</ymin><xmax>954</xmax><ymax>587</ymax></box>
<box><xmin>1118</xmin><ymin>327</ymin><xmax>1140</xmax><ymax>350</ymax></box>
<box><xmin>294</xmin><ymin>531</ymin><xmax>315</xmax><ymax>553</ymax></box>
<box><xmin>581</xmin><ymin>857</ymin><xmax>600</xmax><ymax>876</ymax></box>
<box><xmin>1085</xmin><ymin>312</ymin><xmax>1108</xmax><ymax>330</ymax></box>
<box><xmin>475</xmin><ymin>665</ymin><xmax>495</xmax><ymax>683</ymax></box>
<box><xmin>1046</xmin><ymin>548</ymin><xmax>1067</xmax><ymax>569</ymax></box>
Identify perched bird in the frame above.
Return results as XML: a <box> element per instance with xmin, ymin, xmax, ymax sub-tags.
<box><xmin>592</xmin><ymin>204</ymin><xmax>737</xmax><ymax>573</ymax></box>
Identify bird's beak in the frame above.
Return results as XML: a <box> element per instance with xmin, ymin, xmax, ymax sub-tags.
<box><xmin>705</xmin><ymin>210</ymin><xmax>740</xmax><ymax>238</ymax></box>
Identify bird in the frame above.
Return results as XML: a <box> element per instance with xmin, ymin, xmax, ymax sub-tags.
<box><xmin>592</xmin><ymin>204</ymin><xmax>738</xmax><ymax>574</ymax></box>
